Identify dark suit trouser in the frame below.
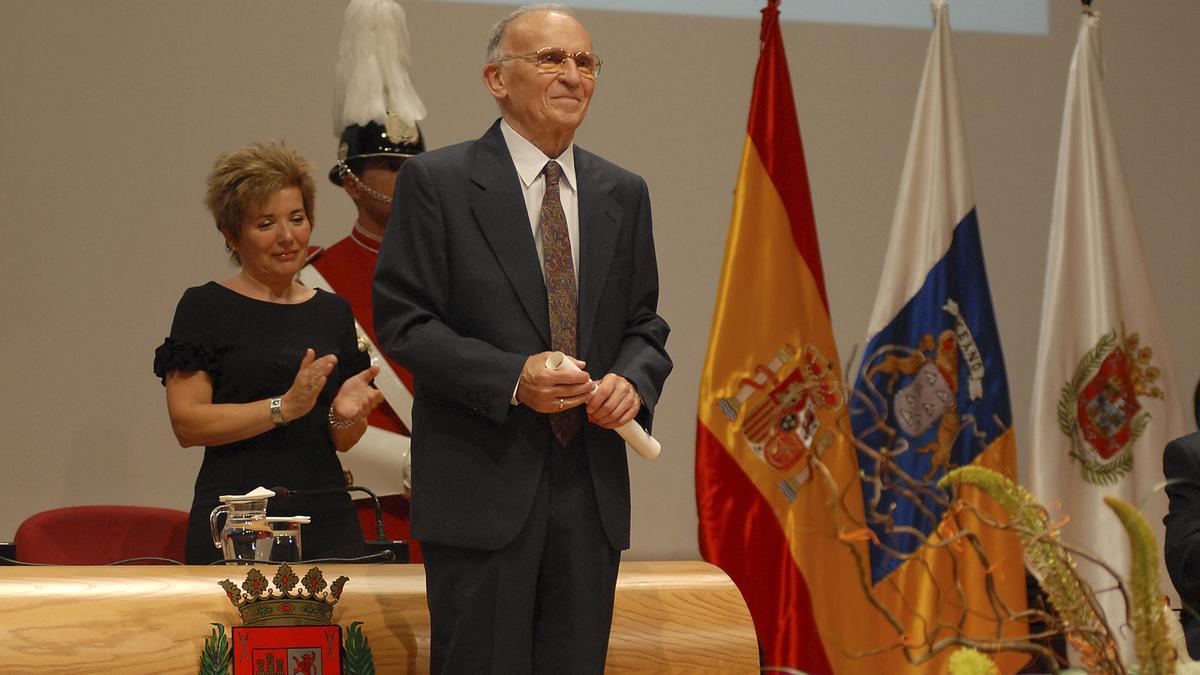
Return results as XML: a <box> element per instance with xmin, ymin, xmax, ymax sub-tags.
<box><xmin>422</xmin><ymin>436</ymin><xmax>621</xmax><ymax>675</ymax></box>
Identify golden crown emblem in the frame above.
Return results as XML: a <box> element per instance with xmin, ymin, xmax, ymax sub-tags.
<box><xmin>1120</xmin><ymin>332</ymin><xmax>1164</xmax><ymax>400</ymax></box>
<box><xmin>218</xmin><ymin>563</ymin><xmax>348</xmax><ymax>627</ymax></box>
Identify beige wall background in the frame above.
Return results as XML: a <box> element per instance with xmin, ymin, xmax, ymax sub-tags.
<box><xmin>1</xmin><ymin>1</ymin><xmax>1197</xmax><ymax>560</ymax></box>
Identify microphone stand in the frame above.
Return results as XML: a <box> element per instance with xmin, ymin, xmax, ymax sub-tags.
<box><xmin>270</xmin><ymin>485</ymin><xmax>409</xmax><ymax>563</ymax></box>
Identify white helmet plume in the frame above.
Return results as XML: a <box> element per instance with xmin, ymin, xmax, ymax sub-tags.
<box><xmin>332</xmin><ymin>0</ymin><xmax>427</xmax><ymax>143</ymax></box>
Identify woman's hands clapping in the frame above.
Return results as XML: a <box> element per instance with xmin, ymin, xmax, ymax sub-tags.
<box><xmin>280</xmin><ymin>348</ymin><xmax>338</xmax><ymax>423</ymax></box>
<box><xmin>331</xmin><ymin>364</ymin><xmax>384</xmax><ymax>422</ymax></box>
<box><xmin>280</xmin><ymin>348</ymin><xmax>382</xmax><ymax>428</ymax></box>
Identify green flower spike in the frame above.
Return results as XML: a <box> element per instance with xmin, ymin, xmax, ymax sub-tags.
<box><xmin>939</xmin><ymin>466</ymin><xmax>1115</xmax><ymax>670</ymax></box>
<box><xmin>1103</xmin><ymin>496</ymin><xmax>1174</xmax><ymax>675</ymax></box>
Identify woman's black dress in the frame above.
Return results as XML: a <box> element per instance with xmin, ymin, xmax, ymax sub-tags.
<box><xmin>154</xmin><ymin>282</ymin><xmax>368</xmax><ymax>563</ymax></box>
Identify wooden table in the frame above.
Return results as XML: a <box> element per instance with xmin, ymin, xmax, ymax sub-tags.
<box><xmin>0</xmin><ymin>561</ymin><xmax>757</xmax><ymax>673</ymax></box>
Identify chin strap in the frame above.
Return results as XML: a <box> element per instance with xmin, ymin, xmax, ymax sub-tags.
<box><xmin>336</xmin><ymin>160</ymin><xmax>393</xmax><ymax>205</ymax></box>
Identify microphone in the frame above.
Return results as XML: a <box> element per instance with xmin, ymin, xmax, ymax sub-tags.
<box><xmin>269</xmin><ymin>485</ymin><xmax>409</xmax><ymax>563</ymax></box>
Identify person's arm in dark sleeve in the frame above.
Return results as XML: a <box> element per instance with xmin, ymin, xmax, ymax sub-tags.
<box><xmin>607</xmin><ymin>176</ymin><xmax>672</xmax><ymax>432</ymax></box>
<box><xmin>373</xmin><ymin>158</ymin><xmax>526</xmax><ymax>424</ymax></box>
<box><xmin>1164</xmin><ymin>437</ymin><xmax>1200</xmax><ymax>606</ymax></box>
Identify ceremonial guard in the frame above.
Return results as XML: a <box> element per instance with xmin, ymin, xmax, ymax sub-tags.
<box><xmin>300</xmin><ymin>0</ymin><xmax>426</xmax><ymax>560</ymax></box>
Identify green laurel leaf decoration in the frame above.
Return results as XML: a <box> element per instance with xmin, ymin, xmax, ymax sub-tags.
<box><xmin>1056</xmin><ymin>329</ymin><xmax>1117</xmax><ymax>450</ymax></box>
<box><xmin>342</xmin><ymin>621</ymin><xmax>376</xmax><ymax>675</ymax></box>
<box><xmin>1073</xmin><ymin>445</ymin><xmax>1134</xmax><ymax>486</ymax></box>
<box><xmin>1130</xmin><ymin>410</ymin><xmax>1152</xmax><ymax>441</ymax></box>
<box><xmin>1055</xmin><ymin>382</ymin><xmax>1077</xmax><ymax>440</ymax></box>
<box><xmin>199</xmin><ymin>623</ymin><xmax>231</xmax><ymax>675</ymax></box>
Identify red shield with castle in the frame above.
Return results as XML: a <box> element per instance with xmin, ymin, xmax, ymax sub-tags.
<box><xmin>1076</xmin><ymin>347</ymin><xmax>1140</xmax><ymax>459</ymax></box>
<box><xmin>1057</xmin><ymin>327</ymin><xmax>1165</xmax><ymax>485</ymax></box>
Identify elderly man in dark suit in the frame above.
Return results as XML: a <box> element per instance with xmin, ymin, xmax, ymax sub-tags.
<box><xmin>373</xmin><ymin>4</ymin><xmax>671</xmax><ymax>673</ymax></box>
<box><xmin>1165</xmin><ymin>382</ymin><xmax>1200</xmax><ymax>660</ymax></box>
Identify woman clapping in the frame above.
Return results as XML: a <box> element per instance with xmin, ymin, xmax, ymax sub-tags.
<box><xmin>154</xmin><ymin>141</ymin><xmax>383</xmax><ymax>563</ymax></box>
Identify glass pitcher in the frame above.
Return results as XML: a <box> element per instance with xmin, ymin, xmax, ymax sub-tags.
<box><xmin>209</xmin><ymin>487</ymin><xmax>275</xmax><ymax>562</ymax></box>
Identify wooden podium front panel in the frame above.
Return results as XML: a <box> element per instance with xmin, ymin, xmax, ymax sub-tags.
<box><xmin>606</xmin><ymin>562</ymin><xmax>760</xmax><ymax>672</ymax></box>
<box><xmin>0</xmin><ymin>561</ymin><xmax>757</xmax><ymax>673</ymax></box>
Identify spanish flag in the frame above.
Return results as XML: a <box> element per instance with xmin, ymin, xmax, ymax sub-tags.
<box><xmin>697</xmin><ymin>0</ymin><xmax>843</xmax><ymax>670</ymax></box>
<box><xmin>698</xmin><ymin>1</ymin><xmax>1027</xmax><ymax>672</ymax></box>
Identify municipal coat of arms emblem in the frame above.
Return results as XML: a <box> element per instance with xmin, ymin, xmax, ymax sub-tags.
<box><xmin>1057</xmin><ymin>327</ymin><xmax>1164</xmax><ymax>485</ymax></box>
<box><xmin>198</xmin><ymin>563</ymin><xmax>377</xmax><ymax>675</ymax></box>
<box><xmin>717</xmin><ymin>343</ymin><xmax>844</xmax><ymax>502</ymax></box>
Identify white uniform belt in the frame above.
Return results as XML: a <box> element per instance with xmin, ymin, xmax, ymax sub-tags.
<box><xmin>300</xmin><ymin>263</ymin><xmax>412</xmax><ymax>495</ymax></box>
<box><xmin>298</xmin><ymin>264</ymin><xmax>414</xmax><ymax>429</ymax></box>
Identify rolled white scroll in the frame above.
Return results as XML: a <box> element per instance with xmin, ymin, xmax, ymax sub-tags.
<box><xmin>544</xmin><ymin>352</ymin><xmax>661</xmax><ymax>460</ymax></box>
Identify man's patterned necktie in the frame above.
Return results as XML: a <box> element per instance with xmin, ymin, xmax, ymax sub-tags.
<box><xmin>540</xmin><ymin>160</ymin><xmax>582</xmax><ymax>446</ymax></box>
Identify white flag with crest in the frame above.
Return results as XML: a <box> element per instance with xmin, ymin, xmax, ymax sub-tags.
<box><xmin>1028</xmin><ymin>9</ymin><xmax>1186</xmax><ymax>664</ymax></box>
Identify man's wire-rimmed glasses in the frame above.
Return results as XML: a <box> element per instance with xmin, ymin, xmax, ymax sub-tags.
<box><xmin>494</xmin><ymin>47</ymin><xmax>602</xmax><ymax>79</ymax></box>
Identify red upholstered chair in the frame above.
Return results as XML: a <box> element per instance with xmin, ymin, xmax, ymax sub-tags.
<box><xmin>14</xmin><ymin>505</ymin><xmax>189</xmax><ymax>565</ymax></box>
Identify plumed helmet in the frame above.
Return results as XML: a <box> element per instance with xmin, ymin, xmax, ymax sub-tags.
<box><xmin>331</xmin><ymin>120</ymin><xmax>426</xmax><ymax>185</ymax></box>
<box><xmin>329</xmin><ymin>0</ymin><xmax>427</xmax><ymax>186</ymax></box>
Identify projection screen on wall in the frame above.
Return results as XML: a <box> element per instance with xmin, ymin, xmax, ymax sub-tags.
<box><xmin>428</xmin><ymin>0</ymin><xmax>1049</xmax><ymax>36</ymax></box>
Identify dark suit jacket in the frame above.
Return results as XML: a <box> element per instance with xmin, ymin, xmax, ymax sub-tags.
<box><xmin>1164</xmin><ymin>431</ymin><xmax>1200</xmax><ymax>658</ymax></box>
<box><xmin>373</xmin><ymin>120</ymin><xmax>672</xmax><ymax>552</ymax></box>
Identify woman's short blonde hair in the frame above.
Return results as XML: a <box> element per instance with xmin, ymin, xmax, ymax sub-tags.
<box><xmin>205</xmin><ymin>141</ymin><xmax>316</xmax><ymax>245</ymax></box>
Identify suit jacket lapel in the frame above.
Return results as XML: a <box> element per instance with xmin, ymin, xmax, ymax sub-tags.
<box><xmin>470</xmin><ymin>122</ymin><xmax>551</xmax><ymax>347</ymax></box>
<box><xmin>575</xmin><ymin>147</ymin><xmax>620</xmax><ymax>360</ymax></box>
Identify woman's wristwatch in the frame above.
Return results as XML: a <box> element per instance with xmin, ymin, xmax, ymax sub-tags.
<box><xmin>270</xmin><ymin>397</ymin><xmax>286</xmax><ymax>427</ymax></box>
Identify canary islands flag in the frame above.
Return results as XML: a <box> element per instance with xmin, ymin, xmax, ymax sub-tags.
<box><xmin>848</xmin><ymin>0</ymin><xmax>1028</xmax><ymax>666</ymax></box>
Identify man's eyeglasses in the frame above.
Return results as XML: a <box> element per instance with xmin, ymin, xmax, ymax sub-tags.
<box><xmin>494</xmin><ymin>47</ymin><xmax>602</xmax><ymax>78</ymax></box>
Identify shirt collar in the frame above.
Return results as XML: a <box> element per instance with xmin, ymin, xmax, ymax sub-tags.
<box><xmin>499</xmin><ymin>118</ymin><xmax>577</xmax><ymax>193</ymax></box>
<box><xmin>350</xmin><ymin>221</ymin><xmax>382</xmax><ymax>254</ymax></box>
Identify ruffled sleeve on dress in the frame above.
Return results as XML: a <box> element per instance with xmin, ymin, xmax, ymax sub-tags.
<box><xmin>154</xmin><ymin>285</ymin><xmax>223</xmax><ymax>386</ymax></box>
<box><xmin>153</xmin><ymin>337</ymin><xmax>222</xmax><ymax>385</ymax></box>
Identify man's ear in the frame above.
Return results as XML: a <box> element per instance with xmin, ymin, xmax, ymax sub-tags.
<box><xmin>483</xmin><ymin>63</ymin><xmax>507</xmax><ymax>100</ymax></box>
<box><xmin>342</xmin><ymin>176</ymin><xmax>362</xmax><ymax>200</ymax></box>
